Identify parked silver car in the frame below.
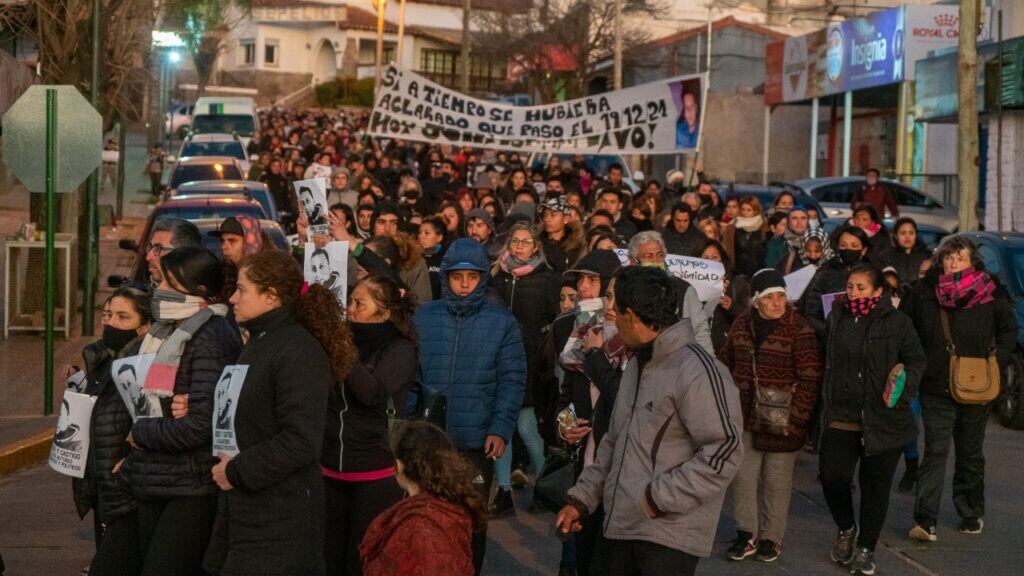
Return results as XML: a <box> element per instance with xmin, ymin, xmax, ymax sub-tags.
<box><xmin>792</xmin><ymin>176</ymin><xmax>958</xmax><ymax>232</ymax></box>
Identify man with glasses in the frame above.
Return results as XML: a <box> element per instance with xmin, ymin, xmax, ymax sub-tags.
<box><xmin>145</xmin><ymin>218</ymin><xmax>202</xmax><ymax>284</ymax></box>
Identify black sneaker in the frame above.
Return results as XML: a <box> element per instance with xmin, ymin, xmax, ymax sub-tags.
<box><xmin>847</xmin><ymin>547</ymin><xmax>875</xmax><ymax>575</ymax></box>
<box><xmin>960</xmin><ymin>518</ymin><xmax>984</xmax><ymax>534</ymax></box>
<box><xmin>489</xmin><ymin>488</ymin><xmax>515</xmax><ymax>517</ymax></box>
<box><xmin>909</xmin><ymin>523</ymin><xmax>937</xmax><ymax>542</ymax></box>
<box><xmin>754</xmin><ymin>539</ymin><xmax>781</xmax><ymax>562</ymax></box>
<box><xmin>830</xmin><ymin>526</ymin><xmax>857</xmax><ymax>564</ymax></box>
<box><xmin>726</xmin><ymin>531</ymin><xmax>757</xmax><ymax>561</ymax></box>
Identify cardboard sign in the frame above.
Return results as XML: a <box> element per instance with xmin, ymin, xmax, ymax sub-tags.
<box><xmin>212</xmin><ymin>365</ymin><xmax>249</xmax><ymax>457</ymax></box>
<box><xmin>304</xmin><ymin>240</ymin><xmax>349</xmax><ymax>306</ymax></box>
<box><xmin>49</xmin><ymin>391</ymin><xmax>97</xmax><ymax>478</ymax></box>
<box><xmin>294</xmin><ymin>177</ymin><xmax>330</xmax><ymax>238</ymax></box>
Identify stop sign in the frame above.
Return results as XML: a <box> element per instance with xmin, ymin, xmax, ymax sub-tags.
<box><xmin>2</xmin><ymin>85</ymin><xmax>102</xmax><ymax>193</ymax></box>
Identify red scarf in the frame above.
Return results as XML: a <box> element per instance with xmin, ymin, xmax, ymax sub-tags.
<box><xmin>842</xmin><ymin>294</ymin><xmax>880</xmax><ymax>318</ymax></box>
<box><xmin>935</xmin><ymin>267</ymin><xmax>997</xmax><ymax>309</ymax></box>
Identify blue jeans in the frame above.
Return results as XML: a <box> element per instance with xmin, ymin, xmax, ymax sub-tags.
<box><xmin>495</xmin><ymin>406</ymin><xmax>547</xmax><ymax>489</ymax></box>
<box><xmin>903</xmin><ymin>395</ymin><xmax>922</xmax><ymax>460</ymax></box>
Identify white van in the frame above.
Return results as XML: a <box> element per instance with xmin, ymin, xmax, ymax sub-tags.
<box><xmin>190</xmin><ymin>97</ymin><xmax>259</xmax><ymax>150</ymax></box>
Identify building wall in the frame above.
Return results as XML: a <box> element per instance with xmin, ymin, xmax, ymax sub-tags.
<box><xmin>985</xmin><ymin>111</ymin><xmax>1024</xmax><ymax>231</ymax></box>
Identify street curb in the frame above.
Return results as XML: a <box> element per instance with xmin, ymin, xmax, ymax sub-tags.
<box><xmin>0</xmin><ymin>430</ymin><xmax>54</xmax><ymax>477</ymax></box>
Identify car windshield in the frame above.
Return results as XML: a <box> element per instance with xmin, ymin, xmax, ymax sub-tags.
<box><xmin>155</xmin><ymin>203</ymin><xmax>264</xmax><ymax>222</ymax></box>
<box><xmin>191</xmin><ymin>114</ymin><xmax>255</xmax><ymax>137</ymax></box>
<box><xmin>182</xmin><ymin>141</ymin><xmax>245</xmax><ymax>160</ymax></box>
<box><xmin>170</xmin><ymin>163</ymin><xmax>243</xmax><ymax>188</ymax></box>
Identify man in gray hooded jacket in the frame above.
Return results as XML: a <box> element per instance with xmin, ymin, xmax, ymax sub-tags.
<box><xmin>556</xmin><ymin>266</ymin><xmax>743</xmax><ymax>575</ymax></box>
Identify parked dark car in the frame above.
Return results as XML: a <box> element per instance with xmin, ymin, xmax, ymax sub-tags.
<box><xmin>192</xmin><ymin>218</ymin><xmax>289</xmax><ymax>257</ymax></box>
<box><xmin>171</xmin><ymin>180</ymin><xmax>279</xmax><ymax>222</ymax></box>
<box><xmin>942</xmin><ymin>232</ymin><xmax>1024</xmax><ymax>429</ymax></box>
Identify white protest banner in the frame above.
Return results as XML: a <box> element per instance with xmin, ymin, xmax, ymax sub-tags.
<box><xmin>368</xmin><ymin>64</ymin><xmax>705</xmax><ymax>154</ymax></box>
<box><xmin>784</xmin><ymin>265</ymin><xmax>817</xmax><ymax>301</ymax></box>
<box><xmin>665</xmin><ymin>255</ymin><xmax>725</xmax><ymax>302</ymax></box>
<box><xmin>212</xmin><ymin>365</ymin><xmax>248</xmax><ymax>457</ymax></box>
<box><xmin>112</xmin><ymin>354</ymin><xmax>164</xmax><ymax>421</ymax></box>
<box><xmin>304</xmin><ymin>240</ymin><xmax>348</xmax><ymax>307</ymax></box>
<box><xmin>49</xmin><ymin>391</ymin><xmax>97</xmax><ymax>478</ymax></box>
<box><xmin>294</xmin><ymin>177</ymin><xmax>330</xmax><ymax>238</ymax></box>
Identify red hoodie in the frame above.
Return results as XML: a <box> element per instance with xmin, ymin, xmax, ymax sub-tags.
<box><xmin>360</xmin><ymin>492</ymin><xmax>474</xmax><ymax>576</ymax></box>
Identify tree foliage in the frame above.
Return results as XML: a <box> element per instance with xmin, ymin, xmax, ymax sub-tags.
<box><xmin>163</xmin><ymin>0</ymin><xmax>250</xmax><ymax>94</ymax></box>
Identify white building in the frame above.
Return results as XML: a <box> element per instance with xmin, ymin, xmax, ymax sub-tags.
<box><xmin>216</xmin><ymin>0</ymin><xmax>523</xmax><ymax>102</ymax></box>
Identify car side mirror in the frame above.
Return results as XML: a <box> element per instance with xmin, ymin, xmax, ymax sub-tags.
<box><xmin>107</xmin><ymin>274</ymin><xmax>129</xmax><ymax>288</ymax></box>
<box><xmin>117</xmin><ymin>239</ymin><xmax>138</xmax><ymax>252</ymax></box>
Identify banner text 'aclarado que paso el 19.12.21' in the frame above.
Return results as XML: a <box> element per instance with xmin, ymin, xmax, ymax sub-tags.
<box><xmin>367</xmin><ymin>63</ymin><xmax>705</xmax><ymax>154</ymax></box>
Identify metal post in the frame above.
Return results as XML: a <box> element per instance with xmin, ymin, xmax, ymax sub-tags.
<box><xmin>842</xmin><ymin>91</ymin><xmax>852</xmax><ymax>177</ymax></box>
<box><xmin>375</xmin><ymin>0</ymin><xmax>387</xmax><ymax>91</ymax></box>
<box><xmin>82</xmin><ymin>0</ymin><xmax>101</xmax><ymax>336</ymax></box>
<box><xmin>158</xmin><ymin>58</ymin><xmax>166</xmax><ymax>149</ymax></box>
<box><xmin>45</xmin><ymin>88</ymin><xmax>57</xmax><ymax>416</ymax></box>
<box><xmin>810</xmin><ymin>97</ymin><xmax>819</xmax><ymax>178</ymax></box>
<box><xmin>996</xmin><ymin>7</ymin><xmax>1004</xmax><ymax>230</ymax></box>
<box><xmin>763</xmin><ymin>106</ymin><xmax>771</xmax><ymax>185</ymax></box>
<box><xmin>613</xmin><ymin>0</ymin><xmax>623</xmax><ymax>90</ymax></box>
<box><xmin>116</xmin><ymin>119</ymin><xmax>127</xmax><ymax>220</ymax></box>
<box><xmin>896</xmin><ymin>81</ymin><xmax>908</xmax><ymax>180</ymax></box>
<box><xmin>396</xmin><ymin>0</ymin><xmax>408</xmax><ymax>66</ymax></box>
<box><xmin>460</xmin><ymin>0</ymin><xmax>470</xmax><ymax>92</ymax></box>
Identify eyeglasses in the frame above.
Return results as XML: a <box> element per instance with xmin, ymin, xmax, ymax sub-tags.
<box><xmin>146</xmin><ymin>243</ymin><xmax>174</xmax><ymax>257</ymax></box>
<box><xmin>509</xmin><ymin>238</ymin><xmax>535</xmax><ymax>247</ymax></box>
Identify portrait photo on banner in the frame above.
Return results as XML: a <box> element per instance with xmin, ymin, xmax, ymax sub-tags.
<box><xmin>304</xmin><ymin>240</ymin><xmax>349</xmax><ymax>306</ymax></box>
<box><xmin>294</xmin><ymin>177</ymin><xmax>330</xmax><ymax>235</ymax></box>
<box><xmin>670</xmin><ymin>77</ymin><xmax>702</xmax><ymax>150</ymax></box>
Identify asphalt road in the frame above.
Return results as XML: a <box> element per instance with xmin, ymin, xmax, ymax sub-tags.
<box><xmin>2</xmin><ymin>415</ymin><xmax>1022</xmax><ymax>576</ymax></box>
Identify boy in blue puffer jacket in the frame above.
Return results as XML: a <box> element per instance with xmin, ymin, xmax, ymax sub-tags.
<box><xmin>412</xmin><ymin>237</ymin><xmax>526</xmax><ymax>575</ymax></box>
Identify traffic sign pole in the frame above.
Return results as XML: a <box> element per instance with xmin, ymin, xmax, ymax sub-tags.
<box><xmin>45</xmin><ymin>88</ymin><xmax>57</xmax><ymax>416</ymax></box>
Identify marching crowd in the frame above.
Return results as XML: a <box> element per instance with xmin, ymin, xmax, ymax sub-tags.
<box><xmin>66</xmin><ymin>107</ymin><xmax>1017</xmax><ymax>576</ymax></box>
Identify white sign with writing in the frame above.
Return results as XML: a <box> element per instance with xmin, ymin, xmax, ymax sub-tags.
<box><xmin>49</xmin><ymin>391</ymin><xmax>97</xmax><ymax>478</ymax></box>
<box><xmin>212</xmin><ymin>365</ymin><xmax>249</xmax><ymax>458</ymax></box>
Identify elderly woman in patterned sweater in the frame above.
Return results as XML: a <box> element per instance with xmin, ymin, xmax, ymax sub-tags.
<box><xmin>720</xmin><ymin>269</ymin><xmax>822</xmax><ymax>563</ymax></box>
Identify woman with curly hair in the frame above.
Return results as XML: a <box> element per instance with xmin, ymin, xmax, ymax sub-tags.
<box><xmin>360</xmin><ymin>421</ymin><xmax>485</xmax><ymax>576</ymax></box>
<box><xmin>203</xmin><ymin>250</ymin><xmax>357</xmax><ymax>576</ymax></box>
<box><xmin>322</xmin><ymin>273</ymin><xmax>419</xmax><ymax>576</ymax></box>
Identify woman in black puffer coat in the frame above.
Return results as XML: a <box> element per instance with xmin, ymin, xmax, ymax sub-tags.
<box><xmin>488</xmin><ymin>222</ymin><xmax>560</xmax><ymax>513</ymax></box>
<box><xmin>69</xmin><ymin>287</ymin><xmax>150</xmax><ymax>576</ymax></box>
<box><xmin>799</xmin><ymin>225</ymin><xmax>875</xmax><ymax>339</ymax></box>
<box><xmin>885</xmin><ymin>218</ymin><xmax>932</xmax><ymax>287</ymax></box>
<box><xmin>322</xmin><ymin>273</ymin><xmax>418</xmax><ymax>576</ymax></box>
<box><xmin>203</xmin><ymin>250</ymin><xmax>356</xmax><ymax>576</ymax></box>
<box><xmin>124</xmin><ymin>248</ymin><xmax>241</xmax><ymax>575</ymax></box>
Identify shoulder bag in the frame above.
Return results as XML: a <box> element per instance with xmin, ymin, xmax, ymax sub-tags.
<box><xmin>940</xmin><ymin>309</ymin><xmax>1000</xmax><ymax>404</ymax></box>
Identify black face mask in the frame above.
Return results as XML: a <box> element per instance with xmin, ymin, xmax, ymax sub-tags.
<box><xmin>839</xmin><ymin>249</ymin><xmax>863</xmax><ymax>267</ymax></box>
<box><xmin>102</xmin><ymin>325</ymin><xmax>138</xmax><ymax>353</ymax></box>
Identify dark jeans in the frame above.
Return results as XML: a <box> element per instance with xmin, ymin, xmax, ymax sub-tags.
<box><xmin>136</xmin><ymin>495</ymin><xmax>218</xmax><ymax>576</ymax></box>
<box><xmin>819</xmin><ymin>428</ymin><xmax>902</xmax><ymax>551</ymax></box>
<box><xmin>914</xmin><ymin>392</ymin><xmax>989</xmax><ymax>526</ymax></box>
<box><xmin>91</xmin><ymin>512</ymin><xmax>141</xmax><ymax>576</ymax></box>
<box><xmin>461</xmin><ymin>449</ymin><xmax>494</xmax><ymax>576</ymax></box>
<box><xmin>323</xmin><ymin>475</ymin><xmax>405</xmax><ymax>576</ymax></box>
<box><xmin>606</xmin><ymin>539</ymin><xmax>699</xmax><ymax>576</ymax></box>
<box><xmin>576</xmin><ymin>505</ymin><xmax>607</xmax><ymax>576</ymax></box>
<box><xmin>149</xmin><ymin>173</ymin><xmax>162</xmax><ymax>196</ymax></box>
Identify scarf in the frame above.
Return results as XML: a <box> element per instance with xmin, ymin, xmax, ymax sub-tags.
<box><xmin>234</xmin><ymin>214</ymin><xmax>263</xmax><ymax>256</ymax></box>
<box><xmin>734</xmin><ymin>215</ymin><xmax>763</xmax><ymax>233</ymax></box>
<box><xmin>142</xmin><ymin>289</ymin><xmax>228</xmax><ymax>397</ymax></box>
<box><xmin>864</xmin><ymin>223</ymin><xmax>882</xmax><ymax>238</ymax></box>
<box><xmin>350</xmin><ymin>321</ymin><xmax>400</xmax><ymax>364</ymax></box>
<box><xmin>783</xmin><ymin>226</ymin><xmax>804</xmax><ymax>252</ymax></box>
<box><xmin>842</xmin><ymin>294</ymin><xmax>880</xmax><ymax>318</ymax></box>
<box><xmin>935</xmin><ymin>267</ymin><xmax>997</xmax><ymax>309</ymax></box>
<box><xmin>498</xmin><ymin>251</ymin><xmax>543</xmax><ymax>278</ymax></box>
<box><xmin>801</xmin><ymin>227</ymin><xmax>834</xmax><ymax>264</ymax></box>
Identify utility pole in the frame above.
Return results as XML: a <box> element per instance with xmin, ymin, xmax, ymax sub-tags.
<box><xmin>397</xmin><ymin>0</ymin><xmax>408</xmax><ymax>67</ymax></box>
<box><xmin>957</xmin><ymin>0</ymin><xmax>980</xmax><ymax>231</ymax></box>
<box><xmin>461</xmin><ymin>0</ymin><xmax>471</xmax><ymax>93</ymax></box>
<box><xmin>613</xmin><ymin>0</ymin><xmax>623</xmax><ymax>90</ymax></box>
<box><xmin>82</xmin><ymin>0</ymin><xmax>102</xmax><ymax>335</ymax></box>
<box><xmin>375</xmin><ymin>0</ymin><xmax>387</xmax><ymax>91</ymax></box>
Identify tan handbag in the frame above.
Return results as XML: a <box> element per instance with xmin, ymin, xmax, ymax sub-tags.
<box><xmin>940</xmin><ymin>310</ymin><xmax>1000</xmax><ymax>404</ymax></box>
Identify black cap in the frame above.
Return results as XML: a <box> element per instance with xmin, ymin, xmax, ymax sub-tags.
<box><xmin>563</xmin><ymin>249</ymin><xmax>622</xmax><ymax>282</ymax></box>
<box><xmin>750</xmin><ymin>268</ymin><xmax>787</xmax><ymax>301</ymax></box>
<box><xmin>207</xmin><ymin>216</ymin><xmax>244</xmax><ymax>238</ymax></box>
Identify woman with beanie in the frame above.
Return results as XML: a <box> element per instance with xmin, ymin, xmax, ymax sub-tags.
<box><xmin>322</xmin><ymin>273</ymin><xmax>419</xmax><ymax>575</ymax></box>
<box><xmin>819</xmin><ymin>264</ymin><xmax>925</xmax><ymax>576</ymax></box>
<box><xmin>125</xmin><ymin>247</ymin><xmax>242</xmax><ymax>575</ymax></box>
<box><xmin>721</xmin><ymin>269</ymin><xmax>821</xmax><ymax>563</ymax></box>
<box><xmin>203</xmin><ymin>250</ymin><xmax>357</xmax><ymax>575</ymax></box>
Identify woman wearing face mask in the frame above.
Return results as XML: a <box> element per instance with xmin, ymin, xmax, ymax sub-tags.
<box><xmin>322</xmin><ymin>273</ymin><xmax>418</xmax><ymax>576</ymax></box>
<box><xmin>720</xmin><ymin>270</ymin><xmax>822</xmax><ymax>563</ymax></box>
<box><xmin>819</xmin><ymin>265</ymin><xmax>925</xmax><ymax>576</ymax></box>
<box><xmin>204</xmin><ymin>250</ymin><xmax>356</xmax><ymax>576</ymax></box>
<box><xmin>70</xmin><ymin>288</ymin><xmax>151</xmax><ymax>576</ymax></box>
<box><xmin>124</xmin><ymin>248</ymin><xmax>242</xmax><ymax>575</ymax></box>
<box><xmin>886</xmin><ymin>218</ymin><xmax>932</xmax><ymax>288</ymax></box>
<box><xmin>798</xmin><ymin>225</ymin><xmax>872</xmax><ymax>339</ymax></box>
<box><xmin>722</xmin><ymin>196</ymin><xmax>769</xmax><ymax>277</ymax></box>
<box><xmin>904</xmin><ymin>238</ymin><xmax>1017</xmax><ymax>542</ymax></box>
<box><xmin>851</xmin><ymin>205</ymin><xmax>892</xmax><ymax>262</ymax></box>
<box><xmin>488</xmin><ymin>222</ymin><xmax>559</xmax><ymax>517</ymax></box>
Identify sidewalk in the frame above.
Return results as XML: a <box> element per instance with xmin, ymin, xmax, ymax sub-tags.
<box><xmin>0</xmin><ymin>127</ymin><xmax>155</xmax><ymax>475</ymax></box>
